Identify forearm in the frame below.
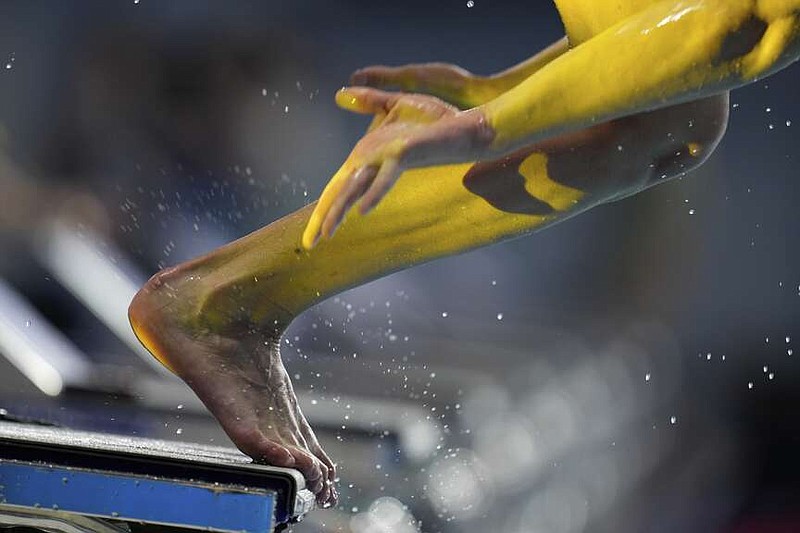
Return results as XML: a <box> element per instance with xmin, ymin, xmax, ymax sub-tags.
<box><xmin>480</xmin><ymin>0</ymin><xmax>799</xmax><ymax>155</ymax></box>
<box><xmin>467</xmin><ymin>37</ymin><xmax>571</xmax><ymax>105</ymax></box>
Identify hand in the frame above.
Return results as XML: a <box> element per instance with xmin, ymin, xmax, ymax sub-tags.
<box><xmin>302</xmin><ymin>87</ymin><xmax>462</xmax><ymax>249</ymax></box>
<box><xmin>350</xmin><ymin>62</ymin><xmax>490</xmax><ymax>109</ymax></box>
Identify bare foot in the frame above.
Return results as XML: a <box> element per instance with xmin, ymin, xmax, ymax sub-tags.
<box><xmin>128</xmin><ymin>267</ymin><xmax>338</xmax><ymax>507</ymax></box>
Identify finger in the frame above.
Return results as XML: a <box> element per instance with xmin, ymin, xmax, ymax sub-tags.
<box><xmin>352</xmin><ymin>64</ymin><xmax>473</xmax><ymax>103</ymax></box>
<box><xmin>351</xmin><ymin>64</ymin><xmax>461</xmax><ymax>89</ymax></box>
<box><xmin>359</xmin><ymin>159</ymin><xmax>402</xmax><ymax>215</ymax></box>
<box><xmin>321</xmin><ymin>165</ymin><xmax>376</xmax><ymax>239</ymax></box>
<box><xmin>350</xmin><ymin>65</ymin><xmax>409</xmax><ymax>88</ymax></box>
<box><xmin>335</xmin><ymin>87</ymin><xmax>398</xmax><ymax>115</ymax></box>
<box><xmin>302</xmin><ymin>164</ymin><xmax>353</xmax><ymax>249</ymax></box>
<box><xmin>367</xmin><ymin>111</ymin><xmax>388</xmax><ymax>132</ymax></box>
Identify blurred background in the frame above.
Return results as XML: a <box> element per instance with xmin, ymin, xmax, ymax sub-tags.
<box><xmin>0</xmin><ymin>1</ymin><xmax>798</xmax><ymax>532</ymax></box>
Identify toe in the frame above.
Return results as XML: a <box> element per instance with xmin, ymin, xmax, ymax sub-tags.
<box><xmin>315</xmin><ymin>447</ymin><xmax>337</xmax><ymax>481</ymax></box>
<box><xmin>328</xmin><ymin>484</ymin><xmax>339</xmax><ymax>507</ymax></box>
<box><xmin>238</xmin><ymin>432</ymin><xmax>295</xmax><ymax>468</ymax></box>
<box><xmin>290</xmin><ymin>448</ymin><xmax>324</xmax><ymax>494</ymax></box>
<box><xmin>315</xmin><ymin>463</ymin><xmax>331</xmax><ymax>505</ymax></box>
<box><xmin>317</xmin><ymin>484</ymin><xmax>331</xmax><ymax>506</ymax></box>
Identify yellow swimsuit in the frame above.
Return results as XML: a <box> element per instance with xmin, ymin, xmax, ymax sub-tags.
<box><xmin>555</xmin><ymin>0</ymin><xmax>657</xmax><ymax>44</ymax></box>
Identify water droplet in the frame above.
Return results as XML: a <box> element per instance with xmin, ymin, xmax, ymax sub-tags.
<box><xmin>786</xmin><ymin>120</ymin><xmax>792</xmax><ymax>127</ymax></box>
<box><xmin>785</xmin><ymin>336</ymin><xmax>791</xmax><ymax>344</ymax></box>
<box><xmin>788</xmin><ymin>349</ymin><xmax>793</xmax><ymax>356</ymax></box>
<box><xmin>688</xmin><ymin>209</ymin><xmax>696</xmax><ymax>215</ymax></box>
<box><xmin>645</xmin><ymin>373</ymin><xmax>651</xmax><ymax>382</ymax></box>
<box><xmin>466</xmin><ymin>0</ymin><xmax>475</xmax><ymax>7</ymax></box>
<box><xmin>747</xmin><ymin>382</ymin><xmax>754</xmax><ymax>390</ymax></box>
<box><xmin>175</xmin><ymin>428</ymin><xmax>183</xmax><ymax>435</ymax></box>
<box><xmin>496</xmin><ymin>313</ymin><xmax>503</xmax><ymax>321</ymax></box>
<box><xmin>763</xmin><ymin>365</ymin><xmax>768</xmax><ymax>373</ymax></box>
<box><xmin>768</xmin><ymin>372</ymin><xmax>774</xmax><ymax>380</ymax></box>
<box><xmin>24</xmin><ymin>320</ymin><xmax>31</xmax><ymax>328</ymax></box>
<box><xmin>176</xmin><ymin>404</ymin><xmax>184</xmax><ymax>410</ymax></box>
<box><xmin>670</xmin><ymin>416</ymin><xmax>677</xmax><ymax>425</ymax></box>
<box><xmin>441</xmin><ymin>312</ymin><xmax>448</xmax><ymax>318</ymax></box>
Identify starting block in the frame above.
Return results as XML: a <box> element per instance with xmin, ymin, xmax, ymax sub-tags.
<box><xmin>0</xmin><ymin>418</ymin><xmax>314</xmax><ymax>532</ymax></box>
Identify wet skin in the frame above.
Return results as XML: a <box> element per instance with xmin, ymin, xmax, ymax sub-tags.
<box><xmin>129</xmin><ymin>0</ymin><xmax>799</xmax><ymax>507</ymax></box>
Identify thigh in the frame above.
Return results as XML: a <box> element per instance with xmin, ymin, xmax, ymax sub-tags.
<box><xmin>474</xmin><ymin>92</ymin><xmax>730</xmax><ymax>204</ymax></box>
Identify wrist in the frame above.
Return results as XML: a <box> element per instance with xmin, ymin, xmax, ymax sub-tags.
<box><xmin>402</xmin><ymin>109</ymin><xmax>496</xmax><ymax>168</ymax></box>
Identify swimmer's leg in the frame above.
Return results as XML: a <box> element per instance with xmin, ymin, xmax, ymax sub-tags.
<box><xmin>128</xmin><ymin>93</ymin><xmax>728</xmax><ymax>508</ymax></box>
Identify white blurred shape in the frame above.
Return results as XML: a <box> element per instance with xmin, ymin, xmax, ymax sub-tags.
<box><xmin>401</xmin><ymin>416</ymin><xmax>441</xmax><ymax>462</ymax></box>
<box><xmin>425</xmin><ymin>449</ymin><xmax>492</xmax><ymax>521</ymax></box>
<box><xmin>35</xmin><ymin>222</ymin><xmax>171</xmax><ymax>376</ymax></box>
<box><xmin>350</xmin><ymin>497</ymin><xmax>419</xmax><ymax>533</ymax></box>
<box><xmin>518</xmin><ymin>483</ymin><xmax>589</xmax><ymax>533</ymax></box>
<box><xmin>474</xmin><ymin>413</ymin><xmax>541</xmax><ymax>490</ymax></box>
<box><xmin>461</xmin><ymin>384</ymin><xmax>510</xmax><ymax>429</ymax></box>
<box><xmin>524</xmin><ymin>385</ymin><xmax>579</xmax><ymax>453</ymax></box>
<box><xmin>0</xmin><ymin>278</ymin><xmax>92</xmax><ymax>395</ymax></box>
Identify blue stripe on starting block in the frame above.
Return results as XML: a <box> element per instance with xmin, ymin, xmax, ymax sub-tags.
<box><xmin>0</xmin><ymin>461</ymin><xmax>276</xmax><ymax>532</ymax></box>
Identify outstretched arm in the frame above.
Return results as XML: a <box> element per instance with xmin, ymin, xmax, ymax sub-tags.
<box><xmin>304</xmin><ymin>0</ymin><xmax>800</xmax><ymax>248</ymax></box>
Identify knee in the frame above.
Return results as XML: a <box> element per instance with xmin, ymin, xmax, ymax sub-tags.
<box><xmin>654</xmin><ymin>94</ymin><xmax>730</xmax><ymax>180</ymax></box>
<box><xmin>602</xmin><ymin>94</ymin><xmax>729</xmax><ymax>202</ymax></box>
